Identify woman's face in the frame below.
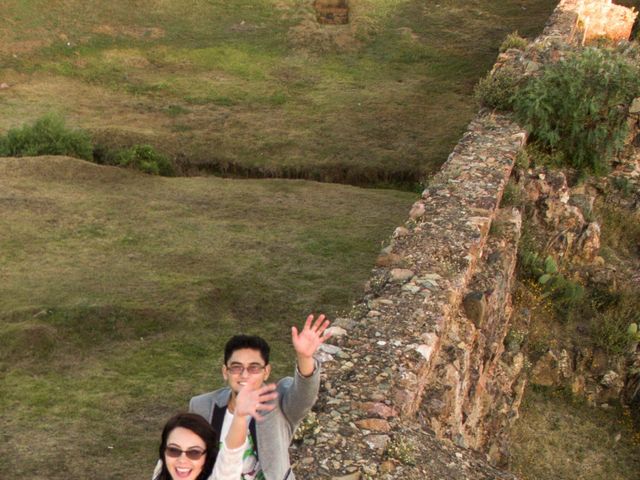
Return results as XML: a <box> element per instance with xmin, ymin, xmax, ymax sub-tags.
<box><xmin>164</xmin><ymin>427</ymin><xmax>207</xmax><ymax>480</ymax></box>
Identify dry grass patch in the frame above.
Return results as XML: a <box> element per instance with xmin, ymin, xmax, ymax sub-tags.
<box><xmin>509</xmin><ymin>387</ymin><xmax>640</xmax><ymax>480</ymax></box>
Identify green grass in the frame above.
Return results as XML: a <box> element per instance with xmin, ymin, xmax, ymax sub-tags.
<box><xmin>0</xmin><ymin>156</ymin><xmax>415</xmax><ymax>477</ymax></box>
<box><xmin>0</xmin><ymin>0</ymin><xmax>557</xmax><ymax>185</ymax></box>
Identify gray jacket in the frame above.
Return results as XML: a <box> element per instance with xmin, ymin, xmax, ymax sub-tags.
<box><xmin>189</xmin><ymin>364</ymin><xmax>320</xmax><ymax>480</ymax></box>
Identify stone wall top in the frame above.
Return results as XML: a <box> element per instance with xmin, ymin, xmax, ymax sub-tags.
<box><xmin>292</xmin><ymin>114</ymin><xmax>525</xmax><ymax>479</ymax></box>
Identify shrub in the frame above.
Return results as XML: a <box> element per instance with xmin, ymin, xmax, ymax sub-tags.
<box><xmin>115</xmin><ymin>144</ymin><xmax>174</xmax><ymax>176</ymax></box>
<box><xmin>501</xmin><ymin>179</ymin><xmax>524</xmax><ymax>207</ymax></box>
<box><xmin>591</xmin><ymin>290</ymin><xmax>640</xmax><ymax>355</ymax></box>
<box><xmin>500</xmin><ymin>31</ymin><xmax>528</xmax><ymax>52</ymax></box>
<box><xmin>611</xmin><ymin>176</ymin><xmax>634</xmax><ymax>197</ymax></box>
<box><xmin>385</xmin><ymin>436</ymin><xmax>416</xmax><ymax>466</ymax></box>
<box><xmin>548</xmin><ymin>274</ymin><xmax>585</xmax><ymax>317</ymax></box>
<box><xmin>596</xmin><ymin>202</ymin><xmax>640</xmax><ymax>258</ymax></box>
<box><xmin>523</xmin><ymin>142</ymin><xmax>566</xmax><ymax>170</ymax></box>
<box><xmin>0</xmin><ymin>114</ymin><xmax>93</xmax><ymax>160</ymax></box>
<box><xmin>515</xmin><ymin>149</ymin><xmax>530</xmax><ymax>169</ymax></box>
<box><xmin>474</xmin><ymin>64</ymin><xmax>523</xmax><ymax>111</ymax></box>
<box><xmin>514</xmin><ymin>47</ymin><xmax>640</xmax><ymax>176</ymax></box>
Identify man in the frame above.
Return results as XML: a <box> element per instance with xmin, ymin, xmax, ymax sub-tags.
<box><xmin>189</xmin><ymin>314</ymin><xmax>331</xmax><ymax>480</ymax></box>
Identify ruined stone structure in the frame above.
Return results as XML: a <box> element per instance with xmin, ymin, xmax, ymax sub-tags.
<box><xmin>576</xmin><ymin>0</ymin><xmax>637</xmax><ymax>44</ymax></box>
<box><xmin>290</xmin><ymin>1</ymin><xmax>639</xmax><ymax>478</ymax></box>
<box><xmin>313</xmin><ymin>0</ymin><xmax>350</xmax><ymax>25</ymax></box>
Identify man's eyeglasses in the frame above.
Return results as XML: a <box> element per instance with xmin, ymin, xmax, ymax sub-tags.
<box><xmin>164</xmin><ymin>446</ymin><xmax>206</xmax><ymax>460</ymax></box>
<box><xmin>226</xmin><ymin>364</ymin><xmax>266</xmax><ymax>375</ymax></box>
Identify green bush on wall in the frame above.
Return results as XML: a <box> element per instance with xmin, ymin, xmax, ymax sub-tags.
<box><xmin>499</xmin><ymin>31</ymin><xmax>528</xmax><ymax>52</ymax></box>
<box><xmin>514</xmin><ymin>47</ymin><xmax>640</xmax><ymax>176</ymax></box>
<box><xmin>474</xmin><ymin>64</ymin><xmax>523</xmax><ymax>111</ymax></box>
<box><xmin>0</xmin><ymin>114</ymin><xmax>93</xmax><ymax>161</ymax></box>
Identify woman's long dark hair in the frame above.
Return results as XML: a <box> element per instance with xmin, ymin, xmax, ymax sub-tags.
<box><xmin>154</xmin><ymin>413</ymin><xmax>219</xmax><ymax>480</ymax></box>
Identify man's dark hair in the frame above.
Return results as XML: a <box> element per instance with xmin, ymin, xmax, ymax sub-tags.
<box><xmin>155</xmin><ymin>413</ymin><xmax>218</xmax><ymax>480</ymax></box>
<box><xmin>224</xmin><ymin>335</ymin><xmax>271</xmax><ymax>365</ymax></box>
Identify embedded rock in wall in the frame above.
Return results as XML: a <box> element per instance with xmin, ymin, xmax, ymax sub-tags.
<box><xmin>530</xmin><ymin>350</ymin><xmax>560</xmax><ymax>387</ymax></box>
<box><xmin>574</xmin><ymin>221</ymin><xmax>601</xmax><ymax>263</ymax></box>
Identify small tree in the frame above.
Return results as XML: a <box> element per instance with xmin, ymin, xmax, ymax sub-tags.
<box><xmin>514</xmin><ymin>47</ymin><xmax>640</xmax><ymax>176</ymax></box>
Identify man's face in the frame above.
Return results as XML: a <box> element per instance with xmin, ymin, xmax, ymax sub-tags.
<box><xmin>222</xmin><ymin>348</ymin><xmax>271</xmax><ymax>394</ymax></box>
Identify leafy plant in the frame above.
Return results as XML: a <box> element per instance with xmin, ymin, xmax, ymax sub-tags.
<box><xmin>628</xmin><ymin>323</ymin><xmax>640</xmax><ymax>343</ymax></box>
<box><xmin>0</xmin><ymin>114</ymin><xmax>93</xmax><ymax>160</ymax></box>
<box><xmin>548</xmin><ymin>275</ymin><xmax>585</xmax><ymax>316</ymax></box>
<box><xmin>115</xmin><ymin>144</ymin><xmax>174</xmax><ymax>176</ymax></box>
<box><xmin>520</xmin><ymin>250</ymin><xmax>551</xmax><ymax>279</ymax></box>
<box><xmin>501</xmin><ymin>179</ymin><xmax>524</xmax><ymax>208</ymax></box>
<box><xmin>611</xmin><ymin>176</ymin><xmax>634</xmax><ymax>197</ymax></box>
<box><xmin>385</xmin><ymin>436</ymin><xmax>416</xmax><ymax>466</ymax></box>
<box><xmin>514</xmin><ymin>47</ymin><xmax>640</xmax><ymax>176</ymax></box>
<box><xmin>589</xmin><ymin>289</ymin><xmax>640</xmax><ymax>355</ymax></box>
<box><xmin>519</xmin><ymin>251</ymin><xmax>585</xmax><ymax>317</ymax></box>
<box><xmin>515</xmin><ymin>149</ymin><xmax>530</xmax><ymax>169</ymax></box>
<box><xmin>500</xmin><ymin>31</ymin><xmax>528</xmax><ymax>52</ymax></box>
<box><xmin>537</xmin><ymin>255</ymin><xmax>558</xmax><ymax>286</ymax></box>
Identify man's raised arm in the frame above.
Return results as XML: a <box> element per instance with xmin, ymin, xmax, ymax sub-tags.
<box><xmin>292</xmin><ymin>314</ymin><xmax>332</xmax><ymax>377</ymax></box>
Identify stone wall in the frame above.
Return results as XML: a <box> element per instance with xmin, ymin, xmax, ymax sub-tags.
<box><xmin>290</xmin><ymin>1</ymin><xmax>638</xmax><ymax>478</ymax></box>
<box><xmin>292</xmin><ymin>111</ymin><xmax>525</xmax><ymax>480</ymax></box>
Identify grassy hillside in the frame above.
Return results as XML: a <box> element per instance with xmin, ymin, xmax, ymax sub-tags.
<box><xmin>0</xmin><ymin>0</ymin><xmax>558</xmax><ymax>185</ymax></box>
<box><xmin>0</xmin><ymin>156</ymin><xmax>416</xmax><ymax>477</ymax></box>
<box><xmin>0</xmin><ymin>1</ymin><xmax>562</xmax><ymax>478</ymax></box>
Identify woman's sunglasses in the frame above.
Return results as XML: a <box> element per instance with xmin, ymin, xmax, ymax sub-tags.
<box><xmin>164</xmin><ymin>446</ymin><xmax>206</xmax><ymax>461</ymax></box>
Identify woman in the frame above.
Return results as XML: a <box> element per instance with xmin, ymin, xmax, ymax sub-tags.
<box><xmin>153</xmin><ymin>383</ymin><xmax>277</xmax><ymax>480</ymax></box>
